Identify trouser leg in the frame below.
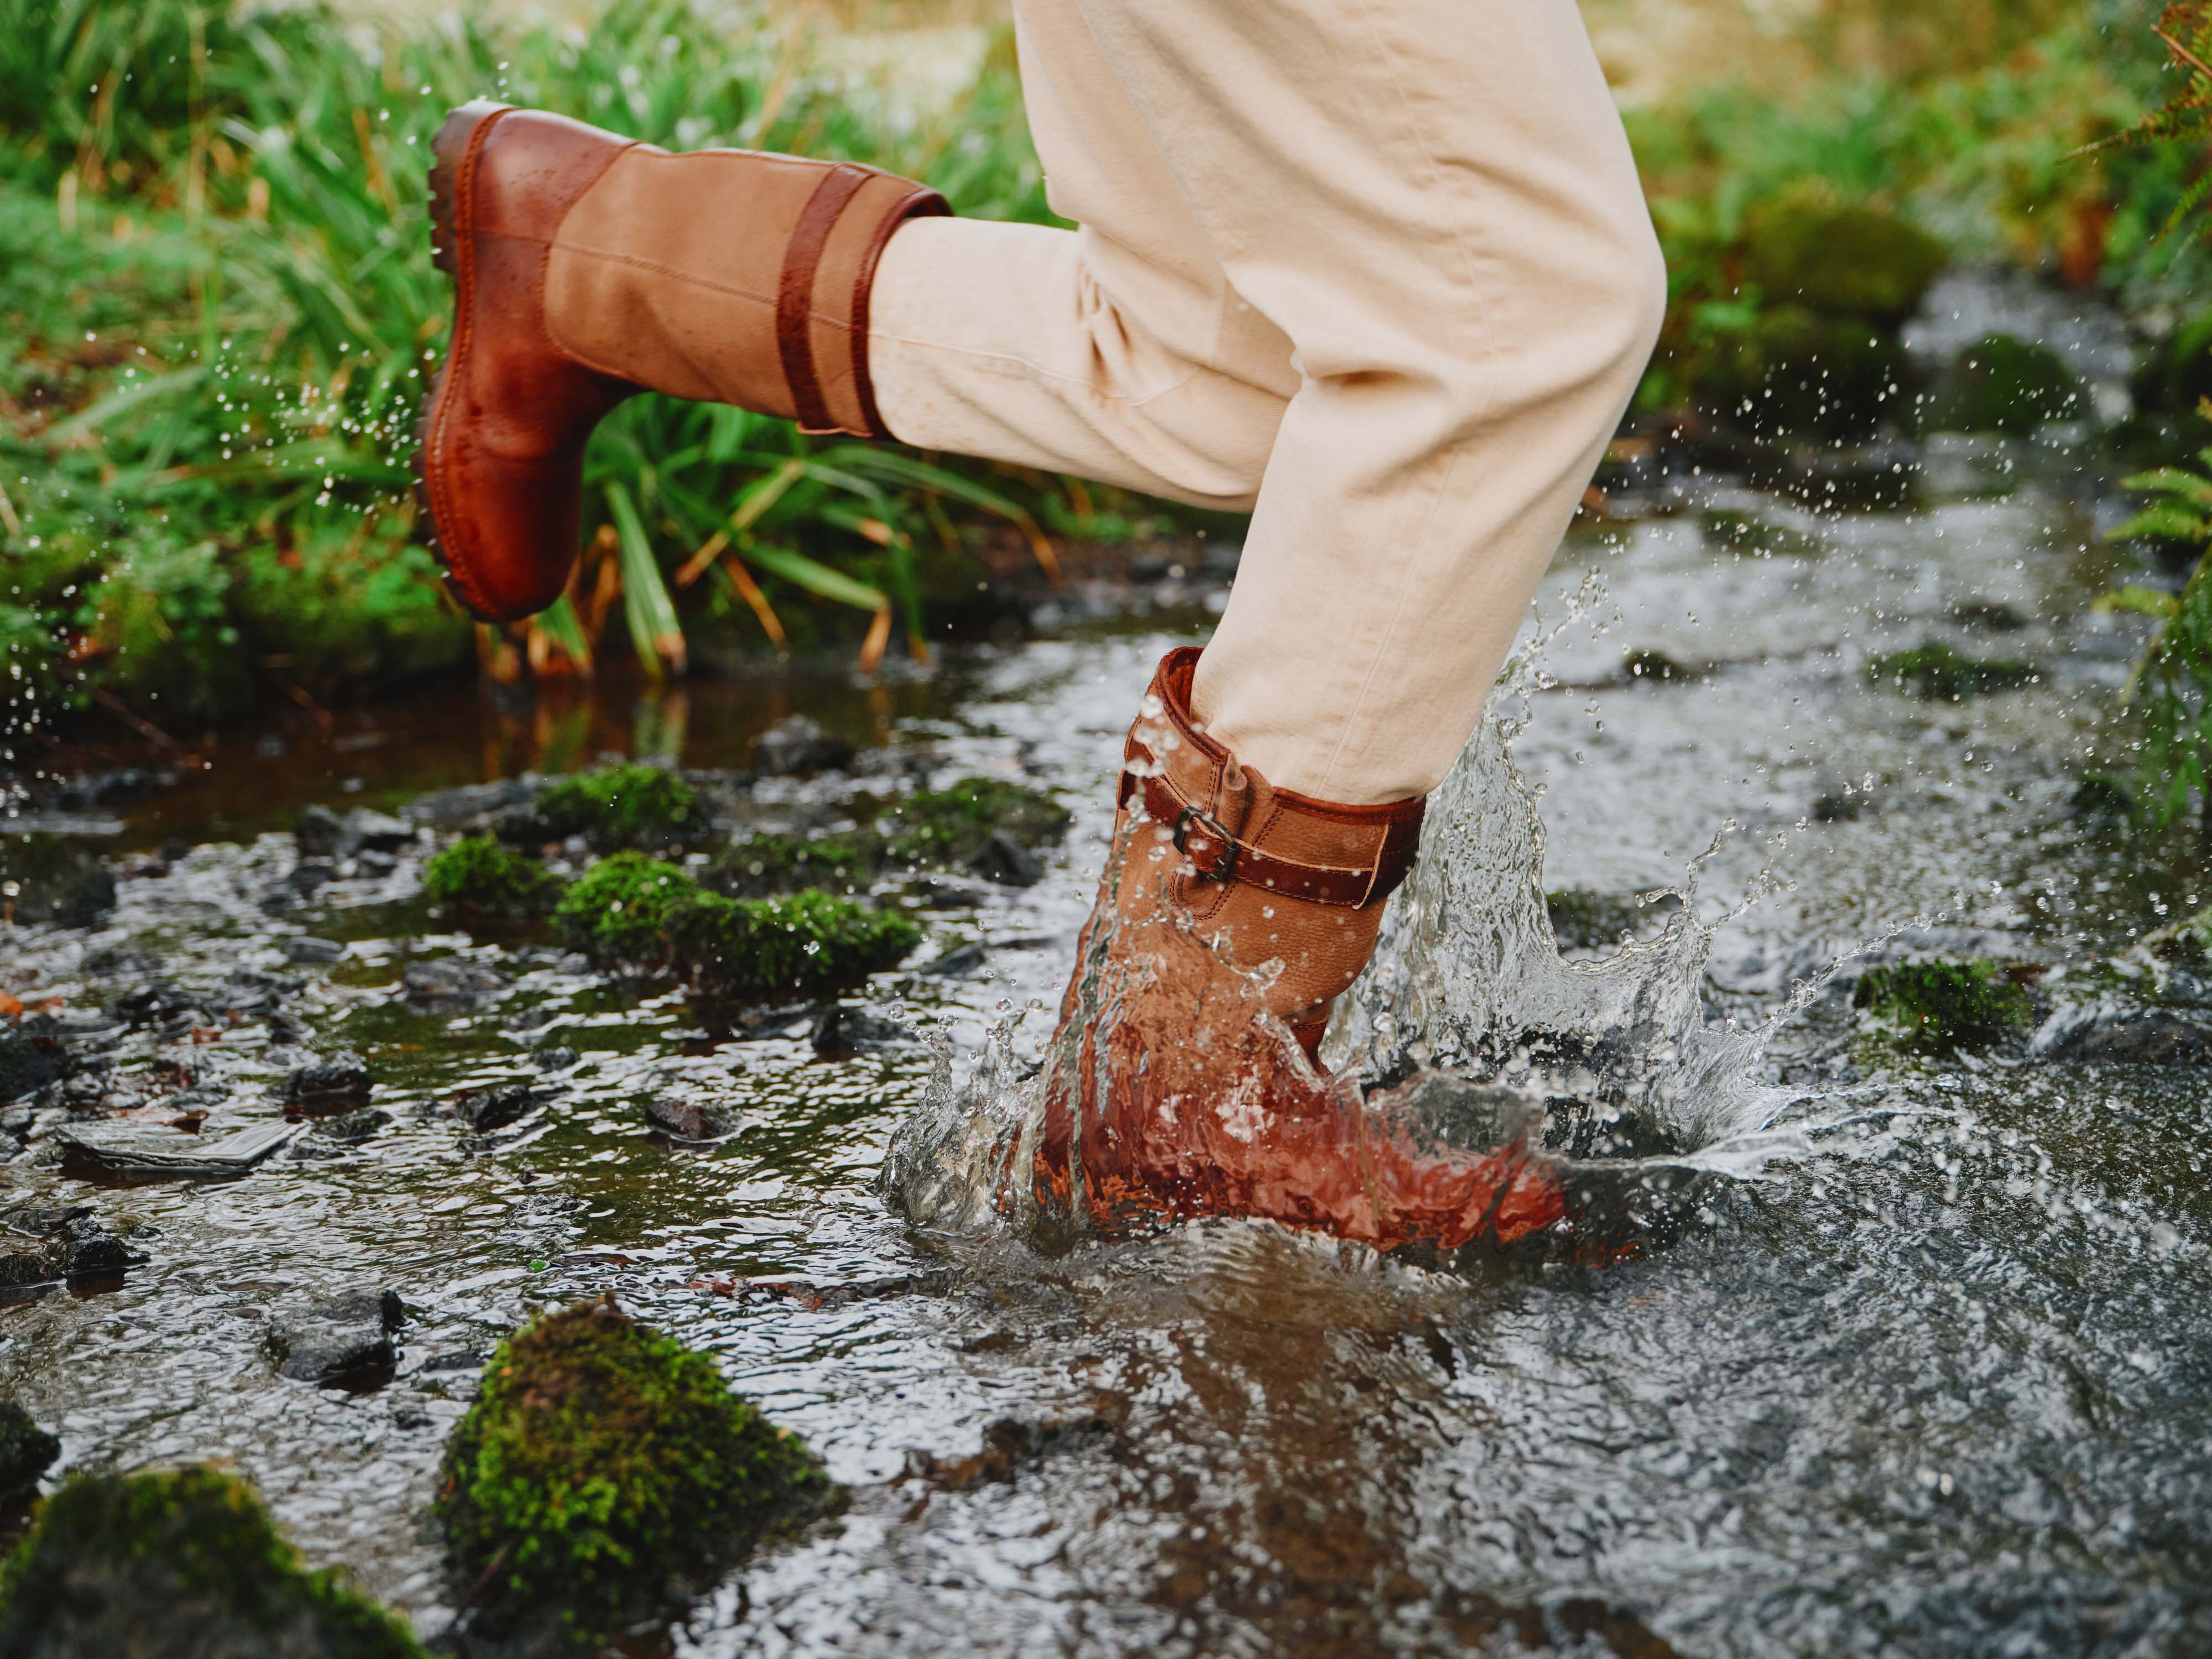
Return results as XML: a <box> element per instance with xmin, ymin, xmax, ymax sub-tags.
<box><xmin>878</xmin><ymin>0</ymin><xmax>1666</xmax><ymax>804</ymax></box>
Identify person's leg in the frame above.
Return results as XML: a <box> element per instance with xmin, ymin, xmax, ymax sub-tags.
<box><xmin>864</xmin><ymin>0</ymin><xmax>1298</xmax><ymax>510</ymax></box>
<box><xmin>1045</xmin><ymin>0</ymin><xmax>1668</xmax><ymax>807</ymax></box>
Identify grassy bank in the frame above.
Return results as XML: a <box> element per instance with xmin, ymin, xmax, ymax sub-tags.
<box><xmin>2</xmin><ymin>0</ymin><xmax>2208</xmax><ymax>750</ymax></box>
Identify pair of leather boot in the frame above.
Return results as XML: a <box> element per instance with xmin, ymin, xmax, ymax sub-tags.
<box><xmin>413</xmin><ymin>104</ymin><xmax>1559</xmax><ymax>1251</ymax></box>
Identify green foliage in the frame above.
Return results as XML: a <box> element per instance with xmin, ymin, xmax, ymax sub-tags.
<box><xmin>1853</xmin><ymin>959</ymin><xmax>2034</xmax><ymax>1052</ymax></box>
<box><xmin>420</xmin><ymin>836</ymin><xmax>562</xmax><ymax>920</ymax></box>
<box><xmin>2103</xmin><ymin>450</ymin><xmax>2212</xmax><ymax>827</ymax></box>
<box><xmin>0</xmin><ymin>0</ymin><xmax>1090</xmax><ymax>734</ymax></box>
<box><xmin>1740</xmin><ymin>181</ymin><xmax>1948</xmax><ymax>323</ymax></box>
<box><xmin>2089</xmin><ymin>3</ymin><xmax>2212</xmax><ymax>242</ymax></box>
<box><xmin>556</xmin><ymin>852</ymin><xmax>920</xmax><ymax>997</ymax></box>
<box><xmin>1865</xmin><ymin>643</ymin><xmax>2039</xmax><ymax>699</ymax></box>
<box><xmin>0</xmin><ymin>1465</ymin><xmax>425</xmax><ymax>1658</ymax></box>
<box><xmin>880</xmin><ymin>776</ymin><xmax>1071</xmax><ymax>867</ymax></box>
<box><xmin>437</xmin><ymin>1298</ymin><xmax>832</xmax><ymax>1651</ymax></box>
<box><xmin>520</xmin><ymin>764</ymin><xmax>709</xmax><ymax>850</ymax></box>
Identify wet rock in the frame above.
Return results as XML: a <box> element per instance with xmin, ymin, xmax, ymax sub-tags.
<box><xmin>752</xmin><ymin>714</ymin><xmax>854</xmax><ymax>776</ymax></box>
<box><xmin>917</xmin><ymin>941</ymin><xmax>987</xmax><ymax>978</ymax></box>
<box><xmin>531</xmin><ymin>1044</ymin><xmax>580</xmax><ymax>1072</ymax></box>
<box><xmin>419</xmin><ymin>836</ymin><xmax>562</xmax><ymax>919</ymax></box>
<box><xmin>0</xmin><ymin>1210</ymin><xmax>135</xmax><ymax>1290</ymax></box>
<box><xmin>0</xmin><ymin>1399</ymin><xmax>60</xmax><ymax>1499</ymax></box>
<box><xmin>281</xmin><ymin>1050</ymin><xmax>372</xmax><ymax>1113</ymax></box>
<box><xmin>31</xmin><ymin>766</ymin><xmax>176</xmax><ymax>815</ymax></box>
<box><xmin>810</xmin><ymin>1005</ymin><xmax>917</xmax><ymax>1056</ymax></box>
<box><xmin>284</xmin><ymin>935</ymin><xmax>346</xmax><ymax>964</ymax></box>
<box><xmin>849</xmin><ymin>746</ymin><xmax>937</xmax><ymax>784</ymax></box>
<box><xmin>81</xmin><ymin>944</ymin><xmax>160</xmax><ymax>979</ymax></box>
<box><xmin>346</xmin><ymin>810</ymin><xmax>415</xmax><ymax>852</ymax></box>
<box><xmin>906</xmin><ymin>1407</ymin><xmax>1125</xmax><ymax>1493</ymax></box>
<box><xmin>0</xmin><ymin>834</ymin><xmax>117</xmax><ymax>929</ymax></box>
<box><xmin>645</xmin><ymin>1097</ymin><xmax>738</xmax><ymax>1140</ymax></box>
<box><xmin>58</xmin><ymin>1119</ymin><xmax>299</xmax><ymax>1182</ymax></box>
<box><xmin>1924</xmin><ymin>333</ymin><xmax>2086</xmax><ymax>437</ymax></box>
<box><xmin>1810</xmin><ymin>786</ymin><xmax>1865</xmax><ymax>823</ymax></box>
<box><xmin>285</xmin><ymin>860</ymin><xmax>336</xmax><ymax>899</ymax></box>
<box><xmin>312</xmin><ymin>1107</ymin><xmax>392</xmax><ymax>1144</ymax></box>
<box><xmin>727</xmin><ymin>1002</ymin><xmax>823</xmax><ymax>1041</ymax></box>
<box><xmin>2069</xmin><ymin>773</ymin><xmax>2138</xmax><ymax>832</ymax></box>
<box><xmin>706</xmin><ymin>828</ymin><xmax>884</xmax><ymax>898</ymax></box>
<box><xmin>452</xmin><ymin>1083</ymin><xmax>546</xmax><ymax>1134</ymax></box>
<box><xmin>356</xmin><ymin>848</ymin><xmax>398</xmax><ymax>878</ymax></box>
<box><xmin>215</xmin><ymin>969</ymin><xmax>302</xmax><ymax>1017</ymax></box>
<box><xmin>1865</xmin><ymin>643</ymin><xmax>2038</xmax><ymax>700</ymax></box>
<box><xmin>403</xmin><ymin>957</ymin><xmax>509</xmax><ymax>1009</ymax></box>
<box><xmin>909</xmin><ymin>877</ymin><xmax>987</xmax><ymax>909</ymax></box>
<box><xmin>971</xmin><ymin>829</ymin><xmax>1043</xmax><ymax>888</ymax></box>
<box><xmin>1621</xmin><ymin>648</ymin><xmax>1691</xmax><ymax>682</ymax></box>
<box><xmin>293</xmin><ymin>805</ymin><xmax>350</xmax><ymax>858</ymax></box>
<box><xmin>2030</xmin><ymin>1002</ymin><xmax>2212</xmax><ymax>1066</ymax></box>
<box><xmin>0</xmin><ymin>1020</ymin><xmax>71</xmax><ymax>1103</ymax></box>
<box><xmin>0</xmin><ymin>1464</ymin><xmax>427</xmax><ymax>1657</ymax></box>
<box><xmin>879</xmin><ymin>776</ymin><xmax>1070</xmax><ymax>869</ymax></box>
<box><xmin>267</xmin><ymin>1010</ymin><xmax>311</xmax><ymax>1046</ymax></box>
<box><xmin>296</xmin><ymin>804</ymin><xmax>415</xmax><ymax>860</ymax></box>
<box><xmin>407</xmin><ymin>777</ymin><xmax>535</xmax><ymax>831</ymax></box>
<box><xmin>1854</xmin><ymin>959</ymin><xmax>2034</xmax><ymax>1053</ymax></box>
<box><xmin>437</xmin><ymin>1298</ymin><xmax>834</xmax><ymax>1651</ymax></box>
<box><xmin>269</xmin><ymin>1288</ymin><xmax>404</xmax><ymax>1387</ymax></box>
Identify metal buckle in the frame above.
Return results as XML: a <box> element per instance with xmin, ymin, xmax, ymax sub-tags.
<box><xmin>1171</xmin><ymin>806</ymin><xmax>1238</xmax><ymax>882</ymax></box>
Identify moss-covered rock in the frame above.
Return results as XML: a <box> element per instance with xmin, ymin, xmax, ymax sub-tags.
<box><xmin>1853</xmin><ymin>960</ymin><xmax>2033</xmax><ymax>1052</ymax></box>
<box><xmin>0</xmin><ymin>1401</ymin><xmax>58</xmax><ymax>1501</ymax></box>
<box><xmin>420</xmin><ymin>836</ymin><xmax>564</xmax><ymax>920</ymax></box>
<box><xmin>509</xmin><ymin>765</ymin><xmax>709</xmax><ymax>851</ymax></box>
<box><xmin>1</xmin><ymin>834</ymin><xmax>117</xmax><ymax>929</ymax></box>
<box><xmin>1924</xmin><ymin>334</ymin><xmax>2086</xmax><ymax>437</ymax></box>
<box><xmin>0</xmin><ymin>1465</ymin><xmax>425</xmax><ymax>1658</ymax></box>
<box><xmin>1740</xmin><ymin>183</ymin><xmax>1948</xmax><ymax>325</ymax></box>
<box><xmin>1866</xmin><ymin>644</ymin><xmax>2037</xmax><ymax>700</ymax></box>
<box><xmin>879</xmin><ymin>777</ymin><xmax>1070</xmax><ymax>868</ymax></box>
<box><xmin>557</xmin><ymin>853</ymin><xmax>920</xmax><ymax>998</ymax></box>
<box><xmin>2070</xmin><ymin>772</ymin><xmax>2138</xmax><ymax>832</ymax></box>
<box><xmin>1690</xmin><ymin>304</ymin><xmax>1910</xmax><ymax>439</ymax></box>
<box><xmin>437</xmin><ymin>1298</ymin><xmax>834</xmax><ymax>1651</ymax></box>
<box><xmin>706</xmin><ymin>830</ymin><xmax>885</xmax><ymax>899</ymax></box>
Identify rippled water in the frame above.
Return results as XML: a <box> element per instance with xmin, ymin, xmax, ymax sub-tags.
<box><xmin>6</xmin><ymin>437</ymin><xmax>2212</xmax><ymax>1656</ymax></box>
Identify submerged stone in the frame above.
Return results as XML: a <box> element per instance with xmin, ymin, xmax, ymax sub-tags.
<box><xmin>879</xmin><ymin>776</ymin><xmax>1070</xmax><ymax>869</ymax></box>
<box><xmin>420</xmin><ymin>836</ymin><xmax>564</xmax><ymax>920</ymax></box>
<box><xmin>1924</xmin><ymin>333</ymin><xmax>2086</xmax><ymax>437</ymax></box>
<box><xmin>2069</xmin><ymin>772</ymin><xmax>2138</xmax><ymax>831</ymax></box>
<box><xmin>752</xmin><ymin>714</ymin><xmax>855</xmax><ymax>776</ymax></box>
<box><xmin>1865</xmin><ymin>644</ymin><xmax>2037</xmax><ymax>700</ymax></box>
<box><xmin>707</xmin><ymin>828</ymin><xmax>884</xmax><ymax>898</ymax></box>
<box><xmin>402</xmin><ymin>957</ymin><xmax>509</xmax><ymax>1009</ymax></box>
<box><xmin>2031</xmin><ymin>1002</ymin><xmax>2212</xmax><ymax>1066</ymax></box>
<box><xmin>437</xmin><ymin>1297</ymin><xmax>834</xmax><ymax>1650</ymax></box>
<box><xmin>508</xmin><ymin>764</ymin><xmax>708</xmax><ymax>851</ymax></box>
<box><xmin>1854</xmin><ymin>959</ymin><xmax>2033</xmax><ymax>1052</ymax></box>
<box><xmin>0</xmin><ymin>1400</ymin><xmax>59</xmax><ymax>1500</ymax></box>
<box><xmin>0</xmin><ymin>834</ymin><xmax>117</xmax><ymax>930</ymax></box>
<box><xmin>0</xmin><ymin>1464</ymin><xmax>426</xmax><ymax>1657</ymax></box>
<box><xmin>644</xmin><ymin>1096</ymin><xmax>738</xmax><ymax>1139</ymax></box>
<box><xmin>281</xmin><ymin>1050</ymin><xmax>372</xmax><ymax>1114</ymax></box>
<box><xmin>269</xmin><ymin>1288</ymin><xmax>404</xmax><ymax>1389</ymax></box>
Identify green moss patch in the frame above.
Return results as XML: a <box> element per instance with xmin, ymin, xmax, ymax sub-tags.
<box><xmin>879</xmin><ymin>777</ymin><xmax>1070</xmax><ymax>867</ymax></box>
<box><xmin>1740</xmin><ymin>182</ymin><xmax>1948</xmax><ymax>325</ymax></box>
<box><xmin>1866</xmin><ymin>644</ymin><xmax>2038</xmax><ymax>700</ymax></box>
<box><xmin>437</xmin><ymin>1298</ymin><xmax>834</xmax><ymax>1650</ymax></box>
<box><xmin>0</xmin><ymin>1465</ymin><xmax>425</xmax><ymax>1658</ymax></box>
<box><xmin>1853</xmin><ymin>960</ymin><xmax>2034</xmax><ymax>1052</ymax></box>
<box><xmin>707</xmin><ymin>830</ymin><xmax>885</xmax><ymax>898</ymax></box>
<box><xmin>557</xmin><ymin>854</ymin><xmax>919</xmax><ymax>999</ymax></box>
<box><xmin>0</xmin><ymin>1402</ymin><xmax>58</xmax><ymax>1502</ymax></box>
<box><xmin>420</xmin><ymin>837</ymin><xmax>564</xmax><ymax>920</ymax></box>
<box><xmin>1924</xmin><ymin>333</ymin><xmax>2086</xmax><ymax>437</ymax></box>
<box><xmin>511</xmin><ymin>765</ymin><xmax>709</xmax><ymax>851</ymax></box>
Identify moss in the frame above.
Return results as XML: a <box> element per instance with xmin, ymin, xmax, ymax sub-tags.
<box><xmin>0</xmin><ymin>1402</ymin><xmax>59</xmax><ymax>1500</ymax></box>
<box><xmin>1692</xmin><ymin>304</ymin><xmax>1910</xmax><ymax>438</ymax></box>
<box><xmin>0</xmin><ymin>1465</ymin><xmax>425</xmax><ymax>1658</ymax></box>
<box><xmin>514</xmin><ymin>765</ymin><xmax>709</xmax><ymax>851</ymax></box>
<box><xmin>437</xmin><ymin>1299</ymin><xmax>834</xmax><ymax>1650</ymax></box>
<box><xmin>1865</xmin><ymin>644</ymin><xmax>2037</xmax><ymax>700</ymax></box>
<box><xmin>420</xmin><ymin>836</ymin><xmax>564</xmax><ymax>920</ymax></box>
<box><xmin>1853</xmin><ymin>960</ymin><xmax>2033</xmax><ymax>1052</ymax></box>
<box><xmin>2070</xmin><ymin>772</ymin><xmax>2138</xmax><ymax>831</ymax></box>
<box><xmin>557</xmin><ymin>854</ymin><xmax>920</xmax><ymax>998</ymax></box>
<box><xmin>1740</xmin><ymin>182</ymin><xmax>1949</xmax><ymax>325</ymax></box>
<box><xmin>706</xmin><ymin>830</ymin><xmax>885</xmax><ymax>898</ymax></box>
<box><xmin>879</xmin><ymin>777</ymin><xmax>1070</xmax><ymax>868</ymax></box>
<box><xmin>1924</xmin><ymin>333</ymin><xmax>2086</xmax><ymax>437</ymax></box>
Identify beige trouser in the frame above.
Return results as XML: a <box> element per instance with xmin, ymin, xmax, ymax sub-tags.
<box><xmin>868</xmin><ymin>0</ymin><xmax>1666</xmax><ymax>805</ymax></box>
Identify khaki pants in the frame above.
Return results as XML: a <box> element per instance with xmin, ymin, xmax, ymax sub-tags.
<box><xmin>869</xmin><ymin>0</ymin><xmax>1666</xmax><ymax>805</ymax></box>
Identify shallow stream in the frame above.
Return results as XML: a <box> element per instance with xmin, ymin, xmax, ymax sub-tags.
<box><xmin>6</xmin><ymin>419</ymin><xmax>2212</xmax><ymax>1656</ymax></box>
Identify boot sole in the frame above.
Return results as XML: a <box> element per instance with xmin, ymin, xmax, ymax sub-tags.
<box><xmin>413</xmin><ymin>100</ymin><xmax>517</xmax><ymax>625</ymax></box>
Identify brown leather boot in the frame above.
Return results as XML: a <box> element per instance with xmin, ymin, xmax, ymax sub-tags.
<box><xmin>1031</xmin><ymin>647</ymin><xmax>1566</xmax><ymax>1248</ymax></box>
<box><xmin>414</xmin><ymin>102</ymin><xmax>948</xmax><ymax>622</ymax></box>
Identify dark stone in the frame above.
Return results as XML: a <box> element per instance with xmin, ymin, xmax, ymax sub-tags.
<box><xmin>356</xmin><ymin>849</ymin><xmax>398</xmax><ymax>878</ymax></box>
<box><xmin>267</xmin><ymin>1011</ymin><xmax>310</xmax><ymax>1045</ymax></box>
<box><xmin>0</xmin><ymin>1022</ymin><xmax>70</xmax><ymax>1103</ymax></box>
<box><xmin>1621</xmin><ymin>649</ymin><xmax>1691</xmax><ymax>683</ymax></box>
<box><xmin>810</xmin><ymin>1005</ymin><xmax>917</xmax><ymax>1056</ymax></box>
<box><xmin>1924</xmin><ymin>334</ymin><xmax>2086</xmax><ymax>438</ymax></box>
<box><xmin>0</xmin><ymin>1400</ymin><xmax>59</xmax><ymax>1499</ymax></box>
<box><xmin>452</xmin><ymin>1084</ymin><xmax>544</xmax><ymax>1134</ymax></box>
<box><xmin>295</xmin><ymin>806</ymin><xmax>413</xmax><ymax>862</ymax></box>
<box><xmin>406</xmin><ymin>778</ymin><xmax>535</xmax><ymax>831</ymax></box>
<box><xmin>281</xmin><ymin>1051</ymin><xmax>372</xmax><ymax>1114</ymax></box>
<box><xmin>2032</xmin><ymin>1003</ymin><xmax>2212</xmax><ymax>1066</ymax></box>
<box><xmin>0</xmin><ymin>834</ymin><xmax>117</xmax><ymax>929</ymax></box>
<box><xmin>0</xmin><ymin>1214</ymin><xmax>134</xmax><ymax>1290</ymax></box>
<box><xmin>917</xmin><ymin>942</ymin><xmax>986</xmax><ymax>978</ymax></box>
<box><xmin>645</xmin><ymin>1097</ymin><xmax>738</xmax><ymax>1140</ymax></box>
<box><xmin>312</xmin><ymin>1108</ymin><xmax>392</xmax><ymax>1144</ymax></box>
<box><xmin>971</xmin><ymin>830</ymin><xmax>1043</xmax><ymax>888</ymax></box>
<box><xmin>403</xmin><ymin>958</ymin><xmax>508</xmax><ymax>1009</ymax></box>
<box><xmin>1811</xmin><ymin>790</ymin><xmax>1864</xmax><ymax>823</ymax></box>
<box><xmin>530</xmin><ymin>1045</ymin><xmax>580</xmax><ymax>1072</ymax></box>
<box><xmin>215</xmin><ymin>970</ymin><xmax>302</xmax><ymax>1018</ymax></box>
<box><xmin>849</xmin><ymin>747</ymin><xmax>936</xmax><ymax>784</ymax></box>
<box><xmin>284</xmin><ymin>935</ymin><xmax>346</xmax><ymax>965</ymax></box>
<box><xmin>293</xmin><ymin>805</ymin><xmax>350</xmax><ymax>858</ymax></box>
<box><xmin>269</xmin><ymin>1288</ymin><xmax>404</xmax><ymax>1388</ymax></box>
<box><xmin>344</xmin><ymin>810</ymin><xmax>414</xmax><ymax>852</ymax></box>
<box><xmin>752</xmin><ymin>715</ymin><xmax>855</xmax><ymax>776</ymax></box>
<box><xmin>80</xmin><ymin>945</ymin><xmax>160</xmax><ymax>979</ymax></box>
<box><xmin>286</xmin><ymin>860</ymin><xmax>336</xmax><ymax>898</ymax></box>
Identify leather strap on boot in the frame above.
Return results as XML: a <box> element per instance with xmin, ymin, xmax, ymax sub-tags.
<box><xmin>1118</xmin><ymin>648</ymin><xmax>1425</xmax><ymax>911</ymax></box>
